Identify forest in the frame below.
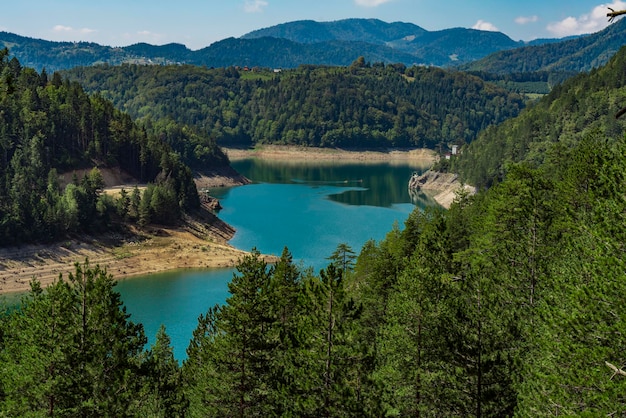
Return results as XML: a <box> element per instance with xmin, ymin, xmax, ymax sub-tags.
<box><xmin>62</xmin><ymin>59</ymin><xmax>525</xmax><ymax>150</ymax></box>
<box><xmin>2</xmin><ymin>15</ymin><xmax>626</xmax><ymax>415</ymax></box>
<box><xmin>2</xmin><ymin>127</ymin><xmax>626</xmax><ymax>416</ymax></box>
<box><xmin>0</xmin><ymin>49</ymin><xmax>228</xmax><ymax>245</ymax></box>
<box><xmin>455</xmin><ymin>44</ymin><xmax>626</xmax><ymax>189</ymax></box>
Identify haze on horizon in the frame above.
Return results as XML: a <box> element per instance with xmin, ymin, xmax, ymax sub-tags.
<box><xmin>1</xmin><ymin>0</ymin><xmax>625</xmax><ymax>50</ymax></box>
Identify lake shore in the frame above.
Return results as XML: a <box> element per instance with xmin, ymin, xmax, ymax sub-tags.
<box><xmin>0</xmin><ymin>222</ymin><xmax>274</xmax><ymax>296</ymax></box>
<box><xmin>225</xmin><ymin>146</ymin><xmax>471</xmax><ymax>208</ymax></box>
<box><xmin>0</xmin><ymin>146</ymin><xmax>465</xmax><ymax>296</ymax></box>
<box><xmin>225</xmin><ymin>145</ymin><xmax>437</xmax><ymax>163</ymax></box>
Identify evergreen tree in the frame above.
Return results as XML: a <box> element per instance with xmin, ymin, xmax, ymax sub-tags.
<box><xmin>0</xmin><ymin>260</ymin><xmax>147</xmax><ymax>416</ymax></box>
<box><xmin>135</xmin><ymin>325</ymin><xmax>188</xmax><ymax>417</ymax></box>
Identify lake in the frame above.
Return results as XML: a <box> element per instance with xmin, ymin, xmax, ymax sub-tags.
<box><xmin>116</xmin><ymin>158</ymin><xmax>434</xmax><ymax>360</ymax></box>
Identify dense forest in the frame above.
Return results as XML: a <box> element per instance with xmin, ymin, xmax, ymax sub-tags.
<box><xmin>0</xmin><ymin>50</ymin><xmax>228</xmax><ymax>245</ymax></box>
<box><xmin>2</xmin><ymin>127</ymin><xmax>626</xmax><ymax>415</ymax></box>
<box><xmin>63</xmin><ymin>60</ymin><xmax>525</xmax><ymax>150</ymax></box>
<box><xmin>455</xmin><ymin>44</ymin><xmax>626</xmax><ymax>188</ymax></box>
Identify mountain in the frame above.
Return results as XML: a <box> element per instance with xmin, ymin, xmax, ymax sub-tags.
<box><xmin>0</xmin><ymin>31</ymin><xmax>190</xmax><ymax>71</ymax></box>
<box><xmin>0</xmin><ymin>19</ymin><xmax>550</xmax><ymax>72</ymax></box>
<box><xmin>462</xmin><ymin>16</ymin><xmax>626</xmax><ymax>74</ymax></box>
<box><xmin>241</xmin><ymin>18</ymin><xmax>522</xmax><ymax>65</ymax></box>
<box><xmin>3</xmin><ymin>17</ymin><xmax>622</xmax><ymax>74</ymax></box>
<box><xmin>241</xmin><ymin>18</ymin><xmax>427</xmax><ymax>44</ymax></box>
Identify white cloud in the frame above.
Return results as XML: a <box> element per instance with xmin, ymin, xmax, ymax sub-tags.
<box><xmin>243</xmin><ymin>0</ymin><xmax>268</xmax><ymax>13</ymax></box>
<box><xmin>472</xmin><ymin>20</ymin><xmax>499</xmax><ymax>32</ymax></box>
<box><xmin>547</xmin><ymin>1</ymin><xmax>626</xmax><ymax>37</ymax></box>
<box><xmin>355</xmin><ymin>0</ymin><xmax>393</xmax><ymax>7</ymax></box>
<box><xmin>52</xmin><ymin>25</ymin><xmax>96</xmax><ymax>34</ymax></box>
<box><xmin>515</xmin><ymin>15</ymin><xmax>539</xmax><ymax>25</ymax></box>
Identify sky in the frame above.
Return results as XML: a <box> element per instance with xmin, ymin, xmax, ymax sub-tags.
<box><xmin>1</xmin><ymin>0</ymin><xmax>625</xmax><ymax>50</ymax></box>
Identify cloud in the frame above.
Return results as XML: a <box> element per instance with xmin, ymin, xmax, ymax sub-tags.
<box><xmin>472</xmin><ymin>20</ymin><xmax>499</xmax><ymax>32</ymax></box>
<box><xmin>52</xmin><ymin>25</ymin><xmax>96</xmax><ymax>34</ymax></box>
<box><xmin>354</xmin><ymin>0</ymin><xmax>393</xmax><ymax>7</ymax></box>
<box><xmin>547</xmin><ymin>0</ymin><xmax>626</xmax><ymax>37</ymax></box>
<box><xmin>515</xmin><ymin>15</ymin><xmax>539</xmax><ymax>25</ymax></box>
<box><xmin>243</xmin><ymin>0</ymin><xmax>268</xmax><ymax>13</ymax></box>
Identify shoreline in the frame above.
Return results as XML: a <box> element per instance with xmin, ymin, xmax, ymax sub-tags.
<box><xmin>225</xmin><ymin>145</ymin><xmax>436</xmax><ymax>163</ymax></box>
<box><xmin>0</xmin><ymin>146</ymin><xmax>466</xmax><ymax>296</ymax></box>
<box><xmin>0</xmin><ymin>224</ymin><xmax>274</xmax><ymax>296</ymax></box>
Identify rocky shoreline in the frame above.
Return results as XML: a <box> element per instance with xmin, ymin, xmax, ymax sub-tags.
<box><xmin>409</xmin><ymin>170</ymin><xmax>476</xmax><ymax>208</ymax></box>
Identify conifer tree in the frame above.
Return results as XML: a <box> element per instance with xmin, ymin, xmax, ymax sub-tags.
<box><xmin>0</xmin><ymin>260</ymin><xmax>147</xmax><ymax>416</ymax></box>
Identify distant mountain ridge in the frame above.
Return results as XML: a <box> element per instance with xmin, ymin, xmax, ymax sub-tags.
<box><xmin>241</xmin><ymin>18</ymin><xmax>428</xmax><ymax>44</ymax></box>
<box><xmin>462</xmin><ymin>15</ymin><xmax>626</xmax><ymax>74</ymax></box>
<box><xmin>0</xmin><ymin>17</ymin><xmax>621</xmax><ymax>73</ymax></box>
<box><xmin>242</xmin><ymin>18</ymin><xmax>523</xmax><ymax>65</ymax></box>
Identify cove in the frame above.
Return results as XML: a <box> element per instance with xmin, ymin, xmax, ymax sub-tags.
<box><xmin>116</xmin><ymin>158</ymin><xmax>435</xmax><ymax>360</ymax></box>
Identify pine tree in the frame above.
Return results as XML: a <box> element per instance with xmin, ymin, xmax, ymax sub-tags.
<box><xmin>135</xmin><ymin>325</ymin><xmax>187</xmax><ymax>417</ymax></box>
<box><xmin>0</xmin><ymin>260</ymin><xmax>147</xmax><ymax>416</ymax></box>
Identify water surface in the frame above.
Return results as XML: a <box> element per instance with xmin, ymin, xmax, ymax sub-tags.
<box><xmin>118</xmin><ymin>159</ymin><xmax>435</xmax><ymax>360</ymax></box>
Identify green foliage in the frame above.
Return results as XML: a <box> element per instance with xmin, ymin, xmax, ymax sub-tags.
<box><xmin>0</xmin><ymin>54</ymin><xmax>200</xmax><ymax>245</ymax></box>
<box><xmin>0</xmin><ymin>261</ymin><xmax>148</xmax><ymax>416</ymax></box>
<box><xmin>63</xmin><ymin>62</ymin><xmax>525</xmax><ymax>150</ymax></box>
<box><xmin>457</xmin><ymin>44</ymin><xmax>626</xmax><ymax>189</ymax></box>
<box><xmin>5</xmin><ymin>129</ymin><xmax>626</xmax><ymax>418</ymax></box>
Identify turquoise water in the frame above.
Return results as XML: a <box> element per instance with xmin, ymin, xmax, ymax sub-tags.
<box><xmin>117</xmin><ymin>159</ymin><xmax>434</xmax><ymax>360</ymax></box>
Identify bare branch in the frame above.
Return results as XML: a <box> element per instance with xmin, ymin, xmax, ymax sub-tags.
<box><xmin>605</xmin><ymin>361</ymin><xmax>626</xmax><ymax>380</ymax></box>
<box><xmin>607</xmin><ymin>8</ymin><xmax>626</xmax><ymax>23</ymax></box>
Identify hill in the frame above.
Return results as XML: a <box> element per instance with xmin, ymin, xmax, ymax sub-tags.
<box><xmin>0</xmin><ymin>51</ymin><xmax>220</xmax><ymax>245</ymax></box>
<box><xmin>241</xmin><ymin>18</ymin><xmax>427</xmax><ymax>44</ymax></box>
<box><xmin>62</xmin><ymin>62</ymin><xmax>525</xmax><ymax>150</ymax></box>
<box><xmin>243</xmin><ymin>18</ymin><xmax>522</xmax><ymax>65</ymax></box>
<box><xmin>455</xmin><ymin>44</ymin><xmax>626</xmax><ymax>189</ymax></box>
<box><xmin>461</xmin><ymin>15</ymin><xmax>626</xmax><ymax>74</ymax></box>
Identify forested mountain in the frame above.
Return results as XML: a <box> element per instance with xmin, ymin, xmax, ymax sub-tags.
<box><xmin>62</xmin><ymin>61</ymin><xmax>524</xmax><ymax>149</ymax></box>
<box><xmin>0</xmin><ymin>50</ymin><xmax>222</xmax><ymax>245</ymax></box>
<box><xmin>462</xmin><ymin>14</ymin><xmax>626</xmax><ymax>74</ymax></box>
<box><xmin>0</xmin><ymin>18</ymin><xmax>565</xmax><ymax>72</ymax></box>
<box><xmin>241</xmin><ymin>18</ymin><xmax>427</xmax><ymax>44</ymax></box>
<box><xmin>242</xmin><ymin>18</ymin><xmax>523</xmax><ymax>65</ymax></box>
<box><xmin>456</xmin><ymin>44</ymin><xmax>626</xmax><ymax>188</ymax></box>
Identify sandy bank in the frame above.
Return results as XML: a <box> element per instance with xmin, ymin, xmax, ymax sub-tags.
<box><xmin>0</xmin><ymin>164</ymin><xmax>261</xmax><ymax>296</ymax></box>
<box><xmin>0</xmin><ymin>223</ymin><xmax>277</xmax><ymax>296</ymax></box>
<box><xmin>225</xmin><ymin>145</ymin><xmax>436</xmax><ymax>165</ymax></box>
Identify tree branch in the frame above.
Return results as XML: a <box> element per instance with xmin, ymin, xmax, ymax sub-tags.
<box><xmin>605</xmin><ymin>361</ymin><xmax>626</xmax><ymax>379</ymax></box>
<box><xmin>608</xmin><ymin>8</ymin><xmax>626</xmax><ymax>117</ymax></box>
<box><xmin>607</xmin><ymin>8</ymin><xmax>626</xmax><ymax>23</ymax></box>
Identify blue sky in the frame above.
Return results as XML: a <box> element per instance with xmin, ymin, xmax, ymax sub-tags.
<box><xmin>1</xmin><ymin>0</ymin><xmax>625</xmax><ymax>50</ymax></box>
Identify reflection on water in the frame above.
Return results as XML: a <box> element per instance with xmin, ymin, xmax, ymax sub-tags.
<box><xmin>228</xmin><ymin>158</ymin><xmax>436</xmax><ymax>208</ymax></box>
<box><xmin>409</xmin><ymin>188</ymin><xmax>439</xmax><ymax>207</ymax></box>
